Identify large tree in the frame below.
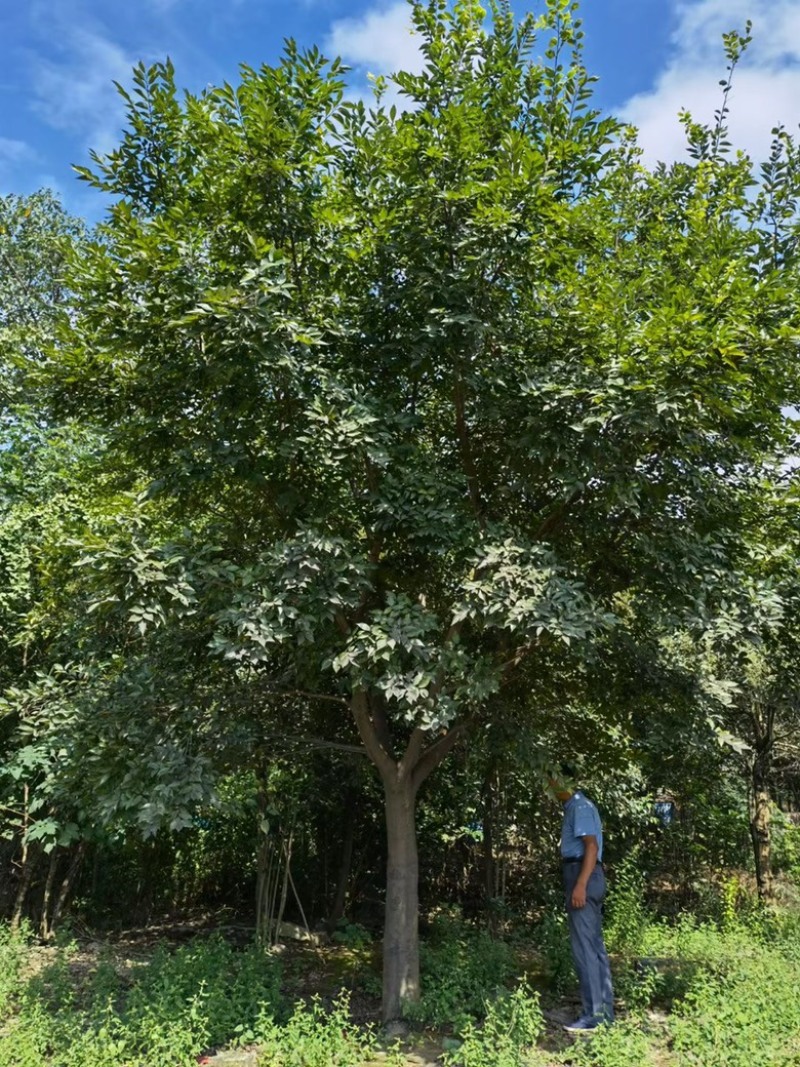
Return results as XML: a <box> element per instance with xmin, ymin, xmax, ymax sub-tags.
<box><xmin>46</xmin><ymin>0</ymin><xmax>800</xmax><ymax>1019</ymax></box>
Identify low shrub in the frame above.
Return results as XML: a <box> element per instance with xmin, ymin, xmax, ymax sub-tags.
<box><xmin>407</xmin><ymin>910</ymin><xmax>516</xmax><ymax>1030</ymax></box>
<box><xmin>0</xmin><ymin>922</ymin><xmax>32</xmax><ymax>1019</ymax></box>
<box><xmin>532</xmin><ymin>908</ymin><xmax>574</xmax><ymax>995</ymax></box>
<box><xmin>331</xmin><ymin>921</ymin><xmax>373</xmax><ymax>949</ymax></box>
<box><xmin>123</xmin><ymin>935</ymin><xmax>283</xmax><ymax>1050</ymax></box>
<box><xmin>255</xmin><ymin>991</ymin><xmax>391</xmax><ymax>1067</ymax></box>
<box><xmin>441</xmin><ymin>982</ymin><xmax>545</xmax><ymax>1067</ymax></box>
<box><xmin>670</xmin><ymin>949</ymin><xmax>800</xmax><ymax>1067</ymax></box>
<box><xmin>0</xmin><ymin>929</ymin><xmax>283</xmax><ymax>1067</ymax></box>
<box><xmin>566</xmin><ymin>1015</ymin><xmax>660</xmax><ymax>1067</ymax></box>
<box><xmin>605</xmin><ymin>849</ymin><xmax>650</xmax><ymax>958</ymax></box>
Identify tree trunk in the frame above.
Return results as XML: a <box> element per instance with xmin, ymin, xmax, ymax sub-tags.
<box><xmin>255</xmin><ymin>834</ymin><xmax>276</xmax><ymax>947</ymax></box>
<box><xmin>382</xmin><ymin>776</ymin><xmax>420</xmax><ymax>1023</ymax></box>
<box><xmin>750</xmin><ymin>766</ymin><xmax>773</xmax><ymax>900</ymax></box>
<box><xmin>273</xmin><ymin>830</ymin><xmax>293</xmax><ymax>945</ymax></box>
<box><xmin>255</xmin><ymin>778</ymin><xmax>277</xmax><ymax>947</ymax></box>
<box><xmin>482</xmin><ymin>772</ymin><xmax>501</xmax><ymax>930</ymax></box>
<box><xmin>481</xmin><ymin>767</ymin><xmax>497</xmax><ymax>923</ymax></box>
<box><xmin>40</xmin><ymin>849</ymin><xmax>60</xmax><ymax>940</ymax></box>
<box><xmin>11</xmin><ymin>785</ymin><xmax>31</xmax><ymax>930</ymax></box>
<box><xmin>350</xmin><ymin>688</ymin><xmax>468</xmax><ymax>1024</ymax></box>
<box><xmin>50</xmin><ymin>842</ymin><xmax>87</xmax><ymax>931</ymax></box>
<box><xmin>748</xmin><ymin>704</ymin><xmax>775</xmax><ymax>902</ymax></box>
<box><xmin>328</xmin><ymin>799</ymin><xmax>356</xmax><ymax>930</ymax></box>
<box><xmin>11</xmin><ymin>845</ymin><xmax>34</xmax><ymax>931</ymax></box>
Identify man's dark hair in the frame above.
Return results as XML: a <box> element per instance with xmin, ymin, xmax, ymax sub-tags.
<box><xmin>558</xmin><ymin>761</ymin><xmax>578</xmax><ymax>780</ymax></box>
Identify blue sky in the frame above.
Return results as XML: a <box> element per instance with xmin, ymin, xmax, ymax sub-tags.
<box><xmin>1</xmin><ymin>0</ymin><xmax>799</xmax><ymax>221</ymax></box>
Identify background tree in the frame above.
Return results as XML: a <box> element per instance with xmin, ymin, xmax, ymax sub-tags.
<box><xmin>682</xmin><ymin>471</ymin><xmax>800</xmax><ymax>899</ymax></box>
<box><xmin>0</xmin><ymin>191</ymin><xmax>92</xmax><ymax>928</ymax></box>
<box><xmin>0</xmin><ymin>190</ymin><xmax>84</xmax><ymax>414</ymax></box>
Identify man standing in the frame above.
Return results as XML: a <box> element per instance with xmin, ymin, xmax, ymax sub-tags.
<box><xmin>549</xmin><ymin>765</ymin><xmax>614</xmax><ymax>1032</ymax></box>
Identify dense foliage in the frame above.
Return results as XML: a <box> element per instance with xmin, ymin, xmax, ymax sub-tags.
<box><xmin>2</xmin><ymin>0</ymin><xmax>800</xmax><ymax>1049</ymax></box>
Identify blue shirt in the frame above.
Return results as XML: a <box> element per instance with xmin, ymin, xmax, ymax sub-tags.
<box><xmin>561</xmin><ymin>791</ymin><xmax>603</xmax><ymax>862</ymax></box>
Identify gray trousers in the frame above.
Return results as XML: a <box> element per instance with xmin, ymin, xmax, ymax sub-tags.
<box><xmin>563</xmin><ymin>863</ymin><xmax>614</xmax><ymax>1022</ymax></box>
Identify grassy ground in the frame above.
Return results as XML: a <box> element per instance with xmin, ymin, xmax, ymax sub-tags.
<box><xmin>2</xmin><ymin>893</ymin><xmax>800</xmax><ymax>1067</ymax></box>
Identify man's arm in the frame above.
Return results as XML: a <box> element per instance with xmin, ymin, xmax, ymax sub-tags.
<box><xmin>571</xmin><ymin>835</ymin><xmax>598</xmax><ymax>909</ymax></box>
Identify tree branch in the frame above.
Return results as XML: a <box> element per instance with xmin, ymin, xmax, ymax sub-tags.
<box><xmin>401</xmin><ymin>727</ymin><xmax>426</xmax><ymax>776</ymax></box>
<box><xmin>412</xmin><ymin>720</ymin><xmax>472</xmax><ymax>792</ymax></box>
<box><xmin>430</xmin><ymin>619</ymin><xmax>464</xmax><ymax>697</ymax></box>
<box><xmin>351</xmin><ymin>689</ymin><xmax>395</xmax><ymax>777</ymax></box>
<box><xmin>262</xmin><ymin>732</ymin><xmax>368</xmax><ymax>756</ymax></box>
<box><xmin>499</xmin><ymin>635</ymin><xmax>541</xmax><ymax>676</ymax></box>
<box><xmin>369</xmin><ymin>692</ymin><xmax>395</xmax><ymax>758</ymax></box>
<box><xmin>0</xmin><ymin>804</ymin><xmax>26</xmax><ymax>820</ymax></box>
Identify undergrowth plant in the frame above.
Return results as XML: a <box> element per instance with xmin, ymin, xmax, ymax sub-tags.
<box><xmin>565</xmin><ymin>1015</ymin><xmax>660</xmax><ymax>1067</ymax></box>
<box><xmin>0</xmin><ymin>922</ymin><xmax>31</xmax><ymax>1018</ymax></box>
<box><xmin>123</xmin><ymin>935</ymin><xmax>283</xmax><ymax>1050</ymax></box>
<box><xmin>670</xmin><ymin>948</ymin><xmax>800</xmax><ymax>1067</ymax></box>
<box><xmin>532</xmin><ymin>908</ymin><xmax>574</xmax><ymax>995</ymax></box>
<box><xmin>441</xmin><ymin>982</ymin><xmax>545</xmax><ymax>1067</ymax></box>
<box><xmin>605</xmin><ymin>848</ymin><xmax>649</xmax><ymax>957</ymax></box>
<box><xmin>0</xmin><ymin>930</ymin><xmax>283</xmax><ymax>1067</ymax></box>
<box><xmin>254</xmin><ymin>992</ymin><xmax>399</xmax><ymax>1067</ymax></box>
<box><xmin>406</xmin><ymin>910</ymin><xmax>516</xmax><ymax>1031</ymax></box>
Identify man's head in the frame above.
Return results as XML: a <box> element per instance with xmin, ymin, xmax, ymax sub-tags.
<box><xmin>547</xmin><ymin>761</ymin><xmax>577</xmax><ymax>802</ymax></box>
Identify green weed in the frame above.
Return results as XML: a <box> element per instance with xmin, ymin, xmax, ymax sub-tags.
<box><xmin>532</xmin><ymin>908</ymin><xmax>573</xmax><ymax>995</ymax></box>
<box><xmin>670</xmin><ymin>949</ymin><xmax>800</xmax><ymax>1067</ymax></box>
<box><xmin>0</xmin><ymin>928</ymin><xmax>283</xmax><ymax>1067</ymax></box>
<box><xmin>565</xmin><ymin>1015</ymin><xmax>659</xmax><ymax>1067</ymax></box>
<box><xmin>406</xmin><ymin>911</ymin><xmax>516</xmax><ymax>1030</ymax></box>
<box><xmin>0</xmin><ymin>922</ymin><xmax>31</xmax><ymax>1019</ymax></box>
<box><xmin>605</xmin><ymin>849</ymin><xmax>649</xmax><ymax>957</ymax></box>
<box><xmin>441</xmin><ymin>982</ymin><xmax>544</xmax><ymax>1067</ymax></box>
<box><xmin>254</xmin><ymin>991</ymin><xmax>381</xmax><ymax>1066</ymax></box>
<box><xmin>123</xmin><ymin>935</ymin><xmax>283</xmax><ymax>1051</ymax></box>
<box><xmin>331</xmin><ymin>921</ymin><xmax>372</xmax><ymax>949</ymax></box>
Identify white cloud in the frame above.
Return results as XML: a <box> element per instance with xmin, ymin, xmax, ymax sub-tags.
<box><xmin>621</xmin><ymin>0</ymin><xmax>800</xmax><ymax>166</ymax></box>
<box><xmin>0</xmin><ymin>138</ymin><xmax>35</xmax><ymax>169</ymax></box>
<box><xmin>29</xmin><ymin>25</ymin><xmax>139</xmax><ymax>158</ymax></box>
<box><xmin>326</xmin><ymin>2</ymin><xmax>425</xmax><ymax>78</ymax></box>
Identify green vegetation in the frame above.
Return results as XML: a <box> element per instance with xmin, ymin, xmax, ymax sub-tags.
<box><xmin>2</xmin><ymin>897</ymin><xmax>800</xmax><ymax>1065</ymax></box>
<box><xmin>3</xmin><ymin>0</ymin><xmax>800</xmax><ymax>1061</ymax></box>
<box><xmin>257</xmin><ymin>994</ymin><xmax>392</xmax><ymax>1067</ymax></box>
<box><xmin>406</xmin><ymin>910</ymin><xmax>517</xmax><ymax>1029</ymax></box>
<box><xmin>441</xmin><ymin>983</ymin><xmax>545</xmax><ymax>1067</ymax></box>
<box><xmin>0</xmin><ymin>928</ymin><xmax>283</xmax><ymax>1067</ymax></box>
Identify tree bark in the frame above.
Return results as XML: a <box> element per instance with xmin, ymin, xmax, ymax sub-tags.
<box><xmin>50</xmin><ymin>841</ymin><xmax>87</xmax><ymax>931</ymax></box>
<box><xmin>328</xmin><ymin>798</ymin><xmax>356</xmax><ymax>930</ymax></box>
<box><xmin>750</xmin><ymin>764</ymin><xmax>773</xmax><ymax>900</ymax></box>
<box><xmin>481</xmin><ymin>766</ymin><xmax>498</xmax><ymax>931</ymax></box>
<box><xmin>748</xmin><ymin>705</ymin><xmax>775</xmax><ymax>901</ymax></box>
<box><xmin>11</xmin><ymin>846</ymin><xmax>34</xmax><ymax>931</ymax></box>
<box><xmin>11</xmin><ymin>785</ymin><xmax>31</xmax><ymax>930</ymax></box>
<box><xmin>382</xmin><ymin>776</ymin><xmax>420</xmax><ymax>1023</ymax></box>
<box><xmin>482</xmin><ymin>772</ymin><xmax>496</xmax><ymax>898</ymax></box>
<box><xmin>273</xmin><ymin>830</ymin><xmax>293</xmax><ymax>945</ymax></box>
<box><xmin>255</xmin><ymin>777</ymin><xmax>276</xmax><ymax>947</ymax></box>
<box><xmin>40</xmin><ymin>848</ymin><xmax>60</xmax><ymax>940</ymax></box>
